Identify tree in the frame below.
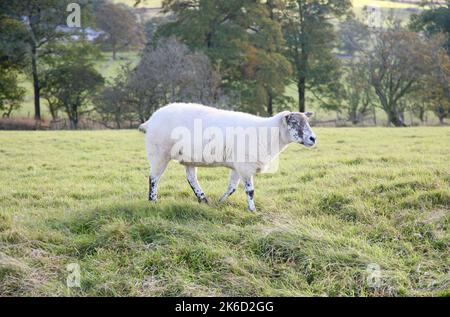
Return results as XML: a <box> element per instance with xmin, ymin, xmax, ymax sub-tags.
<box><xmin>410</xmin><ymin>1</ymin><xmax>450</xmax><ymax>53</ymax></box>
<box><xmin>129</xmin><ymin>37</ymin><xmax>221</xmax><ymax>122</ymax></box>
<box><xmin>0</xmin><ymin>17</ymin><xmax>27</xmax><ymax>118</ymax></box>
<box><xmin>339</xmin><ymin>61</ymin><xmax>374</xmax><ymax>125</ymax></box>
<box><xmin>95</xmin><ymin>65</ymin><xmax>135</xmax><ymax>128</ymax></box>
<box><xmin>333</xmin><ymin>18</ymin><xmax>375</xmax><ymax>125</ymax></box>
<box><xmin>158</xmin><ymin>0</ymin><xmax>292</xmax><ymax>116</ymax></box>
<box><xmin>144</xmin><ymin>15</ymin><xmax>174</xmax><ymax>45</ymax></box>
<box><xmin>0</xmin><ymin>67</ymin><xmax>26</xmax><ymax>118</ymax></box>
<box><xmin>95</xmin><ymin>2</ymin><xmax>143</xmax><ymax>60</ymax></box>
<box><xmin>40</xmin><ymin>43</ymin><xmax>104</xmax><ymax>129</ymax></box>
<box><xmin>242</xmin><ymin>0</ymin><xmax>293</xmax><ymax>116</ymax></box>
<box><xmin>410</xmin><ymin>4</ymin><xmax>450</xmax><ymax>124</ymax></box>
<box><xmin>422</xmin><ymin>34</ymin><xmax>450</xmax><ymax>124</ymax></box>
<box><xmin>97</xmin><ymin>38</ymin><xmax>221</xmax><ymax>125</ymax></box>
<box><xmin>281</xmin><ymin>0</ymin><xmax>352</xmax><ymax>112</ymax></box>
<box><xmin>0</xmin><ymin>0</ymin><xmax>70</xmax><ymax>120</ymax></box>
<box><xmin>365</xmin><ymin>26</ymin><xmax>434</xmax><ymax>126</ymax></box>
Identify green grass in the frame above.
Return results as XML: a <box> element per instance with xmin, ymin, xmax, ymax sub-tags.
<box><xmin>0</xmin><ymin>128</ymin><xmax>449</xmax><ymax>296</ymax></box>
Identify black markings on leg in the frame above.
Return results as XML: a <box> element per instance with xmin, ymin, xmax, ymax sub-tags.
<box><xmin>185</xmin><ymin>167</ymin><xmax>209</xmax><ymax>204</ymax></box>
<box><xmin>220</xmin><ymin>171</ymin><xmax>240</xmax><ymax>203</ymax></box>
<box><xmin>149</xmin><ymin>176</ymin><xmax>157</xmax><ymax>201</ymax></box>
<box><xmin>244</xmin><ymin>179</ymin><xmax>256</xmax><ymax>211</ymax></box>
<box><xmin>187</xmin><ymin>178</ymin><xmax>209</xmax><ymax>204</ymax></box>
<box><xmin>219</xmin><ymin>187</ymin><xmax>236</xmax><ymax>203</ymax></box>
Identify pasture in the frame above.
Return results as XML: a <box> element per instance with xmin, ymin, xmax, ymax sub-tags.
<box><xmin>0</xmin><ymin>128</ymin><xmax>449</xmax><ymax>296</ymax></box>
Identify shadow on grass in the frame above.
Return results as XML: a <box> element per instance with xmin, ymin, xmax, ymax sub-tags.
<box><xmin>44</xmin><ymin>199</ymin><xmax>264</xmax><ymax>255</ymax></box>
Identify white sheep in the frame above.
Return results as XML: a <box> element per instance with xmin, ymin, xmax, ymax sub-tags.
<box><xmin>139</xmin><ymin>103</ymin><xmax>316</xmax><ymax>211</ymax></box>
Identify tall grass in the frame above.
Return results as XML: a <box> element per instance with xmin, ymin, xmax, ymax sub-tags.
<box><xmin>0</xmin><ymin>128</ymin><xmax>448</xmax><ymax>296</ymax></box>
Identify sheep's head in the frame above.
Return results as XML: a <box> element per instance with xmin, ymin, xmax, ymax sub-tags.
<box><xmin>284</xmin><ymin>112</ymin><xmax>316</xmax><ymax>147</ymax></box>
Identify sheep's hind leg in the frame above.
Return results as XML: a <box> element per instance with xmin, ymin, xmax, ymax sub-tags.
<box><xmin>242</xmin><ymin>176</ymin><xmax>256</xmax><ymax>212</ymax></box>
<box><xmin>186</xmin><ymin>166</ymin><xmax>210</xmax><ymax>204</ymax></box>
<box><xmin>148</xmin><ymin>157</ymin><xmax>169</xmax><ymax>202</ymax></box>
<box><xmin>219</xmin><ymin>170</ymin><xmax>240</xmax><ymax>203</ymax></box>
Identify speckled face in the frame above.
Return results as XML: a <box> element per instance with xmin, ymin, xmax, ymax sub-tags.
<box><xmin>285</xmin><ymin>112</ymin><xmax>316</xmax><ymax>147</ymax></box>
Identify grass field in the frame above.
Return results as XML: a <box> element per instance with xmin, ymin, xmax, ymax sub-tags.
<box><xmin>0</xmin><ymin>128</ymin><xmax>449</xmax><ymax>296</ymax></box>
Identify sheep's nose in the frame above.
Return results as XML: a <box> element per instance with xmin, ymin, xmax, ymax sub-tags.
<box><xmin>309</xmin><ymin>136</ymin><xmax>316</xmax><ymax>143</ymax></box>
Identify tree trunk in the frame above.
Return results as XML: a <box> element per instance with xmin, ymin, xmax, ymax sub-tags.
<box><xmin>374</xmin><ymin>87</ymin><xmax>406</xmax><ymax>127</ymax></box>
<box><xmin>349</xmin><ymin>105</ymin><xmax>358</xmax><ymax>125</ymax></box>
<box><xmin>267</xmin><ymin>91</ymin><xmax>273</xmax><ymax>116</ymax></box>
<box><xmin>206</xmin><ymin>31</ymin><xmax>213</xmax><ymax>49</ymax></box>
<box><xmin>372</xmin><ymin>106</ymin><xmax>377</xmax><ymax>125</ymax></box>
<box><xmin>298</xmin><ymin>76</ymin><xmax>306</xmax><ymax>113</ymax></box>
<box><xmin>419</xmin><ymin>109</ymin><xmax>425</xmax><ymax>124</ymax></box>
<box><xmin>115</xmin><ymin>113</ymin><xmax>122</xmax><ymax>129</ymax></box>
<box><xmin>388</xmin><ymin>111</ymin><xmax>406</xmax><ymax>127</ymax></box>
<box><xmin>31</xmin><ymin>44</ymin><xmax>41</xmax><ymax>121</ymax></box>
<box><xmin>112</xmin><ymin>38</ymin><xmax>117</xmax><ymax>60</ymax></box>
<box><xmin>68</xmin><ymin>106</ymin><xmax>78</xmax><ymax>130</ymax></box>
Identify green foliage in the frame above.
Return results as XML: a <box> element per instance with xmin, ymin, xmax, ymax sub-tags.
<box><xmin>0</xmin><ymin>18</ymin><xmax>29</xmax><ymax>69</ymax></box>
<box><xmin>282</xmin><ymin>0</ymin><xmax>352</xmax><ymax>112</ymax></box>
<box><xmin>0</xmin><ymin>128</ymin><xmax>449</xmax><ymax>296</ymax></box>
<box><xmin>334</xmin><ymin>18</ymin><xmax>375</xmax><ymax>124</ymax></box>
<box><xmin>95</xmin><ymin>2</ymin><xmax>144</xmax><ymax>59</ymax></box>
<box><xmin>158</xmin><ymin>0</ymin><xmax>292</xmax><ymax>115</ymax></box>
<box><xmin>0</xmin><ymin>0</ymin><xmax>72</xmax><ymax>120</ymax></box>
<box><xmin>40</xmin><ymin>42</ymin><xmax>104</xmax><ymax>128</ymax></box>
<box><xmin>0</xmin><ymin>17</ymin><xmax>27</xmax><ymax>118</ymax></box>
<box><xmin>95</xmin><ymin>64</ymin><xmax>135</xmax><ymax>128</ymax></box>
<box><xmin>96</xmin><ymin>37</ymin><xmax>221</xmax><ymax>125</ymax></box>
<box><xmin>409</xmin><ymin>1</ymin><xmax>450</xmax><ymax>52</ymax></box>
<box><xmin>0</xmin><ymin>67</ymin><xmax>26</xmax><ymax>118</ymax></box>
<box><xmin>410</xmin><ymin>2</ymin><xmax>450</xmax><ymax>124</ymax></box>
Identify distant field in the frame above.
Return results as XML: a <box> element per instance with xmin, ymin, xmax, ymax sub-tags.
<box><xmin>0</xmin><ymin>128</ymin><xmax>449</xmax><ymax>296</ymax></box>
<box><xmin>353</xmin><ymin>0</ymin><xmax>420</xmax><ymax>9</ymax></box>
<box><xmin>113</xmin><ymin>0</ymin><xmax>162</xmax><ymax>8</ymax></box>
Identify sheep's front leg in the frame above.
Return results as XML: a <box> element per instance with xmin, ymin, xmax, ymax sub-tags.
<box><xmin>186</xmin><ymin>166</ymin><xmax>210</xmax><ymax>204</ymax></box>
<box><xmin>219</xmin><ymin>170</ymin><xmax>240</xmax><ymax>203</ymax></box>
<box><xmin>243</xmin><ymin>176</ymin><xmax>256</xmax><ymax>212</ymax></box>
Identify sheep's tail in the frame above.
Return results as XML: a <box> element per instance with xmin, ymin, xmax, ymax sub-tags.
<box><xmin>138</xmin><ymin>121</ymin><xmax>148</xmax><ymax>134</ymax></box>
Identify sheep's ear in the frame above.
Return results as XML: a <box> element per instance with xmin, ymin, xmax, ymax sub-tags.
<box><xmin>304</xmin><ymin>112</ymin><xmax>314</xmax><ymax>118</ymax></box>
<box><xmin>283</xmin><ymin>113</ymin><xmax>292</xmax><ymax>125</ymax></box>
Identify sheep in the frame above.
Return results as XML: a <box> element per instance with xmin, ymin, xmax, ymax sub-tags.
<box><xmin>139</xmin><ymin>103</ymin><xmax>316</xmax><ymax>211</ymax></box>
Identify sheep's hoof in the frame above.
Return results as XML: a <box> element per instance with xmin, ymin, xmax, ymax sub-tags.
<box><xmin>199</xmin><ymin>197</ymin><xmax>211</xmax><ymax>205</ymax></box>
